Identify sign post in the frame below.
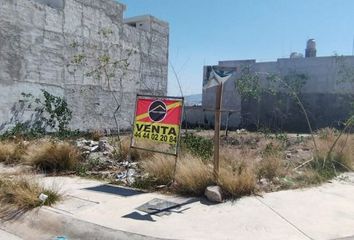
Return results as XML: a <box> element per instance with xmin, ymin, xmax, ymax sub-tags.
<box><xmin>213</xmin><ymin>83</ymin><xmax>223</xmax><ymax>181</ymax></box>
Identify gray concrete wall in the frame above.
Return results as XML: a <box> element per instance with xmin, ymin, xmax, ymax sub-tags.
<box><xmin>183</xmin><ymin>106</ymin><xmax>240</xmax><ymax>130</ymax></box>
<box><xmin>0</xmin><ymin>0</ymin><xmax>169</xmax><ymax>132</ymax></box>
<box><xmin>183</xmin><ymin>106</ymin><xmax>208</xmax><ymax>128</ymax></box>
<box><xmin>196</xmin><ymin>56</ymin><xmax>354</xmax><ymax>132</ymax></box>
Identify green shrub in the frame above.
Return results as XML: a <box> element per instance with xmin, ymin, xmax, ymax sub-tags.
<box><xmin>182</xmin><ymin>133</ymin><xmax>213</xmax><ymax>160</ymax></box>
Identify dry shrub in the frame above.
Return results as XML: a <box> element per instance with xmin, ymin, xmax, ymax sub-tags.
<box><xmin>91</xmin><ymin>130</ymin><xmax>104</xmax><ymax>141</ymax></box>
<box><xmin>175</xmin><ymin>154</ymin><xmax>213</xmax><ymax>196</ymax></box>
<box><xmin>256</xmin><ymin>155</ymin><xmax>285</xmax><ymax>181</ymax></box>
<box><xmin>111</xmin><ymin>136</ymin><xmax>129</xmax><ymax>160</ymax></box>
<box><xmin>256</xmin><ymin>153</ymin><xmax>286</xmax><ymax>181</ymax></box>
<box><xmin>258</xmin><ymin>139</ymin><xmax>284</xmax><ymax>154</ymax></box>
<box><xmin>291</xmin><ymin>169</ymin><xmax>324</xmax><ymax>187</ymax></box>
<box><xmin>0</xmin><ymin>142</ymin><xmax>26</xmax><ymax>165</ymax></box>
<box><xmin>114</xmin><ymin>137</ymin><xmax>156</xmax><ymax>161</ymax></box>
<box><xmin>0</xmin><ymin>176</ymin><xmax>60</xmax><ymax>219</ymax></box>
<box><xmin>256</xmin><ymin>142</ymin><xmax>286</xmax><ymax>180</ymax></box>
<box><xmin>141</xmin><ymin>154</ymin><xmax>175</xmax><ymax>185</ymax></box>
<box><xmin>27</xmin><ymin>141</ymin><xmax>81</xmax><ymax>172</ymax></box>
<box><xmin>218</xmin><ymin>166</ymin><xmax>256</xmax><ymax>198</ymax></box>
<box><xmin>313</xmin><ymin>128</ymin><xmax>354</xmax><ymax>177</ymax></box>
<box><xmin>218</xmin><ymin>147</ymin><xmax>256</xmax><ymax>198</ymax></box>
<box><xmin>139</xmin><ymin>153</ymin><xmax>213</xmax><ymax>194</ymax></box>
<box><xmin>219</xmin><ymin>146</ymin><xmax>258</xmax><ymax>166</ymax></box>
<box><xmin>316</xmin><ymin>127</ymin><xmax>339</xmax><ymax>140</ymax></box>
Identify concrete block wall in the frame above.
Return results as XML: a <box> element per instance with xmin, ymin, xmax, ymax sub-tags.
<box><xmin>0</xmin><ymin>0</ymin><xmax>169</xmax><ymax>132</ymax></box>
<box><xmin>193</xmin><ymin>56</ymin><xmax>354</xmax><ymax>132</ymax></box>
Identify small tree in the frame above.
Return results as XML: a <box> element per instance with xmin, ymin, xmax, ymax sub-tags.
<box><xmin>66</xmin><ymin>27</ymin><xmax>138</xmax><ymax>151</ymax></box>
<box><xmin>236</xmin><ymin>67</ymin><xmax>310</xmax><ymax>137</ymax></box>
<box><xmin>235</xmin><ymin>63</ymin><xmax>354</xmax><ymax>174</ymax></box>
<box><xmin>236</xmin><ymin>66</ymin><xmax>262</xmax><ymax>100</ymax></box>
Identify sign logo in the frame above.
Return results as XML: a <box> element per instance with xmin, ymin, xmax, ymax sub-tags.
<box><xmin>148</xmin><ymin>100</ymin><xmax>167</xmax><ymax>122</ymax></box>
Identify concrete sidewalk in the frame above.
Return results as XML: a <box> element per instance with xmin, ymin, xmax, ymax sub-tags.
<box><xmin>2</xmin><ymin>173</ymin><xmax>354</xmax><ymax>240</ymax></box>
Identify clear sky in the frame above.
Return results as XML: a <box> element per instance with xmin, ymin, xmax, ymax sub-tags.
<box><xmin>118</xmin><ymin>0</ymin><xmax>354</xmax><ymax>96</ymax></box>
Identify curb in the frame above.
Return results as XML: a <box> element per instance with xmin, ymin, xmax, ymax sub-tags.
<box><xmin>1</xmin><ymin>207</ymin><xmax>171</xmax><ymax>240</ymax></box>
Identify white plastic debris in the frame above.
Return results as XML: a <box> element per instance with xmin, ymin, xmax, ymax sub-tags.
<box><xmin>39</xmin><ymin>193</ymin><xmax>48</xmax><ymax>203</ymax></box>
<box><xmin>116</xmin><ymin>172</ymin><xmax>127</xmax><ymax>180</ymax></box>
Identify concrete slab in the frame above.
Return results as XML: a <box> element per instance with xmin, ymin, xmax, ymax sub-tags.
<box><xmin>39</xmin><ymin>177</ymin><xmax>309</xmax><ymax>240</ymax></box>
<box><xmin>259</xmin><ymin>174</ymin><xmax>354</xmax><ymax>240</ymax></box>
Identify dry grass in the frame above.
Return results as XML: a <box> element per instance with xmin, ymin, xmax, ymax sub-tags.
<box><xmin>256</xmin><ymin>142</ymin><xmax>286</xmax><ymax>180</ymax></box>
<box><xmin>116</xmin><ymin>136</ymin><xmax>131</xmax><ymax>160</ymax></box>
<box><xmin>91</xmin><ymin>130</ymin><xmax>104</xmax><ymax>141</ymax></box>
<box><xmin>257</xmin><ymin>155</ymin><xmax>285</xmax><ymax>181</ymax></box>
<box><xmin>137</xmin><ymin>143</ymin><xmax>285</xmax><ymax>197</ymax></box>
<box><xmin>0</xmin><ymin>142</ymin><xmax>27</xmax><ymax>165</ymax></box>
<box><xmin>1</xmin><ymin>128</ymin><xmax>352</xmax><ymax>200</ymax></box>
<box><xmin>291</xmin><ymin>169</ymin><xmax>323</xmax><ymax>187</ymax></box>
<box><xmin>113</xmin><ymin>136</ymin><xmax>156</xmax><ymax>161</ymax></box>
<box><xmin>141</xmin><ymin>154</ymin><xmax>175</xmax><ymax>185</ymax></box>
<box><xmin>311</xmin><ymin>128</ymin><xmax>354</xmax><ymax>179</ymax></box>
<box><xmin>218</xmin><ymin>166</ymin><xmax>256</xmax><ymax>198</ymax></box>
<box><xmin>276</xmin><ymin>128</ymin><xmax>354</xmax><ymax>187</ymax></box>
<box><xmin>139</xmin><ymin>153</ymin><xmax>213</xmax><ymax>195</ymax></box>
<box><xmin>27</xmin><ymin>141</ymin><xmax>82</xmax><ymax>172</ymax></box>
<box><xmin>219</xmin><ymin>146</ymin><xmax>259</xmax><ymax>166</ymax></box>
<box><xmin>218</xmin><ymin>147</ymin><xmax>257</xmax><ymax>197</ymax></box>
<box><xmin>175</xmin><ymin>154</ymin><xmax>213</xmax><ymax>196</ymax></box>
<box><xmin>0</xmin><ymin>176</ymin><xmax>60</xmax><ymax>219</ymax></box>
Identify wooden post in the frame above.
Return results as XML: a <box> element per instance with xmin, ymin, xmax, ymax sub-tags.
<box><xmin>214</xmin><ymin>83</ymin><xmax>223</xmax><ymax>182</ymax></box>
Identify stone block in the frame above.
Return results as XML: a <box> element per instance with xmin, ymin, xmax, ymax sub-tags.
<box><xmin>205</xmin><ymin>186</ymin><xmax>223</xmax><ymax>203</ymax></box>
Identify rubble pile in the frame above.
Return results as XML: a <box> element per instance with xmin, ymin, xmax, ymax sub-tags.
<box><xmin>75</xmin><ymin>138</ymin><xmax>140</xmax><ymax>184</ymax></box>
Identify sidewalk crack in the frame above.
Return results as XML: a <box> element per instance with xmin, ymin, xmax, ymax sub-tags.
<box><xmin>256</xmin><ymin>197</ymin><xmax>313</xmax><ymax>240</ymax></box>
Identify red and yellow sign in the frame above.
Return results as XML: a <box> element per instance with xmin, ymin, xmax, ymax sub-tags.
<box><xmin>133</xmin><ymin>96</ymin><xmax>183</xmax><ymax>145</ymax></box>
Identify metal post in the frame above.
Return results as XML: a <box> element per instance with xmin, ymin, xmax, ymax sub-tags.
<box><xmin>214</xmin><ymin>83</ymin><xmax>223</xmax><ymax>182</ymax></box>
